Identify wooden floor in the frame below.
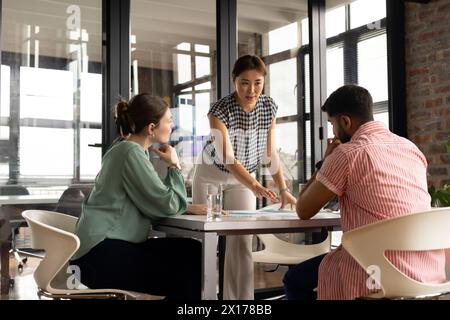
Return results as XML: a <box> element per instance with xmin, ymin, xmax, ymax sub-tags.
<box><xmin>0</xmin><ymin>230</ymin><xmax>343</xmax><ymax>300</ymax></box>
<box><xmin>3</xmin><ymin>252</ymin><xmax>450</xmax><ymax>300</ymax></box>
<box><xmin>1</xmin><ymin>255</ymin><xmax>41</xmax><ymax>300</ymax></box>
<box><xmin>1</xmin><ymin>254</ymin><xmax>284</xmax><ymax>300</ymax></box>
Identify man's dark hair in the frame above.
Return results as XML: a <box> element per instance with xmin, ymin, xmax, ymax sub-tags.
<box><xmin>321</xmin><ymin>85</ymin><xmax>374</xmax><ymax>121</ymax></box>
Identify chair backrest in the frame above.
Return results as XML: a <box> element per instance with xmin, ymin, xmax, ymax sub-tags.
<box><xmin>342</xmin><ymin>207</ymin><xmax>450</xmax><ymax>298</ymax></box>
<box><xmin>0</xmin><ymin>185</ymin><xmax>29</xmax><ymax>196</ymax></box>
<box><xmin>22</xmin><ymin>210</ymin><xmax>79</xmax><ymax>293</ymax></box>
<box><xmin>257</xmin><ymin>232</ymin><xmax>331</xmax><ymax>258</ymax></box>
<box><xmin>55</xmin><ymin>184</ymin><xmax>93</xmax><ymax>217</ymax></box>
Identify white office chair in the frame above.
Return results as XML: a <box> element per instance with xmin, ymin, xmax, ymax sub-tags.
<box><xmin>253</xmin><ymin>203</ymin><xmax>332</xmax><ymax>265</ymax></box>
<box><xmin>252</xmin><ymin>204</ymin><xmax>332</xmax><ymax>299</ymax></box>
<box><xmin>342</xmin><ymin>207</ymin><xmax>450</xmax><ymax>299</ymax></box>
<box><xmin>22</xmin><ymin>210</ymin><xmax>163</xmax><ymax>300</ymax></box>
<box><xmin>253</xmin><ymin>232</ymin><xmax>331</xmax><ymax>266</ymax></box>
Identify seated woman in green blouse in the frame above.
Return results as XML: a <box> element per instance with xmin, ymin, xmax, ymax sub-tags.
<box><xmin>70</xmin><ymin>93</ymin><xmax>202</xmax><ymax>300</ymax></box>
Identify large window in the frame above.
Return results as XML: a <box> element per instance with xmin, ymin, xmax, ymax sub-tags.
<box><xmin>238</xmin><ymin>0</ymin><xmax>309</xmax><ymax>197</ymax></box>
<box><xmin>130</xmin><ymin>0</ymin><xmax>216</xmax><ymax>196</ymax></box>
<box><xmin>311</xmin><ymin>0</ymin><xmax>389</xmax><ymax>176</ymax></box>
<box><xmin>0</xmin><ymin>0</ymin><xmax>102</xmax><ymax>189</ymax></box>
<box><xmin>324</xmin><ymin>0</ymin><xmax>388</xmax><ymax>131</ymax></box>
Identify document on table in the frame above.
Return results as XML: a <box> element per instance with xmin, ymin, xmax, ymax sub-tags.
<box><xmin>229</xmin><ymin>208</ymin><xmax>297</xmax><ymax>217</ymax></box>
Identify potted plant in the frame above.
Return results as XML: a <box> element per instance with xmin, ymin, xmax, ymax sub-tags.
<box><xmin>428</xmin><ymin>135</ymin><xmax>450</xmax><ymax>207</ymax></box>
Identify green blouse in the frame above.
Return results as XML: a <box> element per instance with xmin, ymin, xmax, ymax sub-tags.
<box><xmin>72</xmin><ymin>140</ymin><xmax>187</xmax><ymax>260</ymax></box>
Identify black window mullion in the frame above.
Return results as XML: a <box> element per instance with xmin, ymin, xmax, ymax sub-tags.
<box><xmin>8</xmin><ymin>64</ymin><xmax>20</xmax><ymax>184</ymax></box>
<box><xmin>216</xmin><ymin>0</ymin><xmax>236</xmax><ymax>98</ymax></box>
<box><xmin>343</xmin><ymin>34</ymin><xmax>358</xmax><ymax>85</ymax></box>
<box><xmin>216</xmin><ymin>0</ymin><xmax>237</xmax><ymax>301</ymax></box>
<box><xmin>299</xmin><ymin>50</ymin><xmax>310</xmax><ymax>183</ymax></box>
<box><xmin>308</xmin><ymin>0</ymin><xmax>327</xmax><ymax>173</ymax></box>
<box><xmin>102</xmin><ymin>0</ymin><xmax>130</xmax><ymax>156</ymax></box>
<box><xmin>296</xmin><ymin>50</ymin><xmax>305</xmax><ymax>188</ymax></box>
<box><xmin>345</xmin><ymin>4</ymin><xmax>351</xmax><ymax>31</ymax></box>
<box><xmin>386</xmin><ymin>0</ymin><xmax>406</xmax><ymax>136</ymax></box>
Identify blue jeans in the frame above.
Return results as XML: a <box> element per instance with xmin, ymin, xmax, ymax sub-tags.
<box><xmin>283</xmin><ymin>253</ymin><xmax>326</xmax><ymax>300</ymax></box>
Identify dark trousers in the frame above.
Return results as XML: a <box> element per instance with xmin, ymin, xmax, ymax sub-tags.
<box><xmin>283</xmin><ymin>253</ymin><xmax>326</xmax><ymax>300</ymax></box>
<box><xmin>70</xmin><ymin>238</ymin><xmax>201</xmax><ymax>300</ymax></box>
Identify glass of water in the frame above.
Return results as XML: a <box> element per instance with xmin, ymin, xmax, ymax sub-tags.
<box><xmin>205</xmin><ymin>183</ymin><xmax>223</xmax><ymax>220</ymax></box>
<box><xmin>207</xmin><ymin>194</ymin><xmax>222</xmax><ymax>219</ymax></box>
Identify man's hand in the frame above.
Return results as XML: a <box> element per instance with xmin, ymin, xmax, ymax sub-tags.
<box><xmin>324</xmin><ymin>137</ymin><xmax>341</xmax><ymax>159</ymax></box>
<box><xmin>280</xmin><ymin>191</ymin><xmax>297</xmax><ymax>210</ymax></box>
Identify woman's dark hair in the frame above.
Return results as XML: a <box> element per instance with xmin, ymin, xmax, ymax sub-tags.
<box><xmin>232</xmin><ymin>55</ymin><xmax>267</xmax><ymax>81</ymax></box>
<box><xmin>114</xmin><ymin>93</ymin><xmax>169</xmax><ymax>136</ymax></box>
<box><xmin>321</xmin><ymin>84</ymin><xmax>374</xmax><ymax>122</ymax></box>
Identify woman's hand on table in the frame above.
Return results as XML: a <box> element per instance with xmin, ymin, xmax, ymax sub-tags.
<box><xmin>185</xmin><ymin>204</ymin><xmax>229</xmax><ymax>215</ymax></box>
<box><xmin>251</xmin><ymin>182</ymin><xmax>278</xmax><ymax>202</ymax></box>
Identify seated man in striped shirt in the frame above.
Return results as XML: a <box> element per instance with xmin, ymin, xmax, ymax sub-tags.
<box><xmin>284</xmin><ymin>84</ymin><xmax>446</xmax><ymax>300</ymax></box>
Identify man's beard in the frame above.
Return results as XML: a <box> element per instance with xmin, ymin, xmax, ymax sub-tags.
<box><xmin>337</xmin><ymin>127</ymin><xmax>351</xmax><ymax>143</ymax></box>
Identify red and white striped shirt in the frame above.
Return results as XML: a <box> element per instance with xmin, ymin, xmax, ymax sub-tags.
<box><xmin>316</xmin><ymin>121</ymin><xmax>446</xmax><ymax>300</ymax></box>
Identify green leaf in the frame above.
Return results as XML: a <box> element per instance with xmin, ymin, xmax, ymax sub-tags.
<box><xmin>435</xmin><ymin>189</ymin><xmax>450</xmax><ymax>207</ymax></box>
<box><xmin>447</xmin><ymin>134</ymin><xmax>450</xmax><ymax>153</ymax></box>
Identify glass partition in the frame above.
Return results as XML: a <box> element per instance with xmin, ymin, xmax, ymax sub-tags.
<box><xmin>238</xmin><ymin>0</ymin><xmax>309</xmax><ymax>195</ymax></box>
<box><xmin>1</xmin><ymin>0</ymin><xmax>102</xmax><ymax>192</ymax></box>
<box><xmin>130</xmin><ymin>0</ymin><xmax>217</xmax><ymax>197</ymax></box>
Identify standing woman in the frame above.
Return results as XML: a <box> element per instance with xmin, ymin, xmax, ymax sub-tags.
<box><xmin>70</xmin><ymin>94</ymin><xmax>201</xmax><ymax>300</ymax></box>
<box><xmin>192</xmin><ymin>55</ymin><xmax>297</xmax><ymax>299</ymax></box>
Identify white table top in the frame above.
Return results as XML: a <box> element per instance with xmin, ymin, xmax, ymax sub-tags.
<box><xmin>157</xmin><ymin>209</ymin><xmax>341</xmax><ymax>233</ymax></box>
<box><xmin>0</xmin><ymin>194</ymin><xmax>60</xmax><ymax>205</ymax></box>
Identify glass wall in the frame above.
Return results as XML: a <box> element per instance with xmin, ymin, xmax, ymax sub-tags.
<box><xmin>322</xmin><ymin>0</ymin><xmax>388</xmax><ymax>247</ymax></box>
<box><xmin>0</xmin><ymin>0</ymin><xmax>102</xmax><ymax>191</ymax></box>
<box><xmin>0</xmin><ymin>0</ymin><xmax>390</xmax><ymax>197</ymax></box>
<box><xmin>237</xmin><ymin>0</ymin><xmax>389</xmax><ymax>187</ymax></box>
<box><xmin>130</xmin><ymin>0</ymin><xmax>216</xmax><ymax>196</ymax></box>
<box><xmin>237</xmin><ymin>0</ymin><xmax>309</xmax><ymax>197</ymax></box>
<box><xmin>301</xmin><ymin>0</ymin><xmax>389</xmax><ymax>179</ymax></box>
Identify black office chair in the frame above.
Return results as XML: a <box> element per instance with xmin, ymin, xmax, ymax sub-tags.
<box><xmin>0</xmin><ymin>185</ymin><xmax>33</xmax><ymax>273</ymax></box>
<box><xmin>55</xmin><ymin>184</ymin><xmax>93</xmax><ymax>217</ymax></box>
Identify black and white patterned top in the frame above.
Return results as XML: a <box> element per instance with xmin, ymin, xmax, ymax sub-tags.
<box><xmin>203</xmin><ymin>92</ymin><xmax>278</xmax><ymax>173</ymax></box>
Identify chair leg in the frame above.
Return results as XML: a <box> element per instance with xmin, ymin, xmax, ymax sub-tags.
<box><xmin>37</xmin><ymin>288</ymin><xmax>127</xmax><ymax>300</ymax></box>
<box><xmin>10</xmin><ymin>229</ymin><xmax>27</xmax><ymax>274</ymax></box>
<box><xmin>1</xmin><ymin>240</ymin><xmax>11</xmax><ymax>295</ymax></box>
<box><xmin>10</xmin><ymin>227</ymin><xmax>37</xmax><ymax>273</ymax></box>
<box><xmin>9</xmin><ymin>249</ymin><xmax>26</xmax><ymax>273</ymax></box>
<box><xmin>218</xmin><ymin>235</ymin><xmax>226</xmax><ymax>300</ymax></box>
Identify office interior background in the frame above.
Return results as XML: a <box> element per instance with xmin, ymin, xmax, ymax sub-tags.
<box><xmin>0</xmin><ymin>0</ymin><xmax>448</xmax><ymax>200</ymax></box>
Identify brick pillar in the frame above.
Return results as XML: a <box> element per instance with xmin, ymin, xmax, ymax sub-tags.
<box><xmin>405</xmin><ymin>0</ymin><xmax>450</xmax><ymax>187</ymax></box>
